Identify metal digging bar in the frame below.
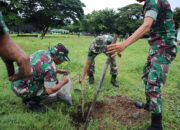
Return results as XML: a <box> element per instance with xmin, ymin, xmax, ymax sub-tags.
<box><xmin>80</xmin><ymin>75</ymin><xmax>85</xmax><ymax>119</ymax></box>
<box><xmin>83</xmin><ymin>34</ymin><xmax>118</xmax><ymax>130</ymax></box>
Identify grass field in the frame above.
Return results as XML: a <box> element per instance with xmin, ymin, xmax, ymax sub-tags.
<box><xmin>0</xmin><ymin>35</ymin><xmax>179</xmax><ymax>130</ymax></box>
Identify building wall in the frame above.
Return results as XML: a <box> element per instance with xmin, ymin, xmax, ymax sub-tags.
<box><xmin>177</xmin><ymin>28</ymin><xmax>180</xmax><ymax>41</ymax></box>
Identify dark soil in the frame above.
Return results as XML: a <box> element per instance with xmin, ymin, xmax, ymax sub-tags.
<box><xmin>71</xmin><ymin>95</ymin><xmax>149</xmax><ymax>128</ymax></box>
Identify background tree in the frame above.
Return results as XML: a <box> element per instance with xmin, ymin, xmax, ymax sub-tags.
<box><xmin>70</xmin><ymin>4</ymin><xmax>143</xmax><ymax>36</ymax></box>
<box><xmin>173</xmin><ymin>7</ymin><xmax>180</xmax><ymax>29</ymax></box>
<box><xmin>65</xmin><ymin>21</ymin><xmax>82</xmax><ymax>33</ymax></box>
<box><xmin>21</xmin><ymin>0</ymin><xmax>85</xmax><ymax>38</ymax></box>
<box><xmin>0</xmin><ymin>1</ymin><xmax>146</xmax><ymax>37</ymax></box>
<box><xmin>116</xmin><ymin>4</ymin><xmax>143</xmax><ymax>36</ymax></box>
<box><xmin>79</xmin><ymin>9</ymin><xmax>117</xmax><ymax>35</ymax></box>
<box><xmin>0</xmin><ymin>0</ymin><xmax>24</xmax><ymax>28</ymax></box>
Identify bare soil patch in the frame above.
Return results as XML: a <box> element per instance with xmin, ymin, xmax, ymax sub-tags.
<box><xmin>71</xmin><ymin>95</ymin><xmax>149</xmax><ymax>128</ymax></box>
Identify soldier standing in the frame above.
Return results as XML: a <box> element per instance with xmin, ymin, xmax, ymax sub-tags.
<box><xmin>11</xmin><ymin>43</ymin><xmax>71</xmax><ymax>113</ymax></box>
<box><xmin>107</xmin><ymin>0</ymin><xmax>178</xmax><ymax>130</ymax></box>
<box><xmin>80</xmin><ymin>34</ymin><xmax>119</xmax><ymax>87</ymax></box>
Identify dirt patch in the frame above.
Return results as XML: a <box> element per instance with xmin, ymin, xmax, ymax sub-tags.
<box><xmin>71</xmin><ymin>95</ymin><xmax>149</xmax><ymax>128</ymax></box>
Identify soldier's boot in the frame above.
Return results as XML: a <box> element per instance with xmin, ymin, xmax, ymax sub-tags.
<box><xmin>134</xmin><ymin>101</ymin><xmax>150</xmax><ymax>111</ymax></box>
<box><xmin>147</xmin><ymin>114</ymin><xmax>163</xmax><ymax>130</ymax></box>
<box><xmin>88</xmin><ymin>75</ymin><xmax>94</xmax><ymax>84</ymax></box>
<box><xmin>26</xmin><ymin>99</ymin><xmax>47</xmax><ymax>113</ymax></box>
<box><xmin>111</xmin><ymin>75</ymin><xmax>119</xmax><ymax>87</ymax></box>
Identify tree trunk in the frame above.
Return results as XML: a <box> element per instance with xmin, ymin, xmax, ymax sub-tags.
<box><xmin>41</xmin><ymin>26</ymin><xmax>49</xmax><ymax>39</ymax></box>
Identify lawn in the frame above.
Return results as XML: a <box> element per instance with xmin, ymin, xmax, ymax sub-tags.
<box><xmin>0</xmin><ymin>35</ymin><xmax>179</xmax><ymax>130</ymax></box>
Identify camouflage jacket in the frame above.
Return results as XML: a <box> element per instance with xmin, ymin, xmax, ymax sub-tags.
<box><xmin>143</xmin><ymin>0</ymin><xmax>177</xmax><ymax>43</ymax></box>
<box><xmin>89</xmin><ymin>35</ymin><xmax>113</xmax><ymax>54</ymax></box>
<box><xmin>11</xmin><ymin>50</ymin><xmax>58</xmax><ymax>99</ymax></box>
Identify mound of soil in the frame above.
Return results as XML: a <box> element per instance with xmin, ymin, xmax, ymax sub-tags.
<box><xmin>71</xmin><ymin>95</ymin><xmax>149</xmax><ymax>127</ymax></box>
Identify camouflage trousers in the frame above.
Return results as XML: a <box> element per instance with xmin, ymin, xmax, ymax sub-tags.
<box><xmin>142</xmin><ymin>44</ymin><xmax>177</xmax><ymax>114</ymax></box>
<box><xmin>87</xmin><ymin>51</ymin><xmax>118</xmax><ymax>77</ymax></box>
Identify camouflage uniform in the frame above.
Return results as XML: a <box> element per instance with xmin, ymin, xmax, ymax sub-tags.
<box><xmin>11</xmin><ymin>50</ymin><xmax>58</xmax><ymax>99</ymax></box>
<box><xmin>0</xmin><ymin>12</ymin><xmax>9</xmax><ymax>36</ymax></box>
<box><xmin>88</xmin><ymin>35</ymin><xmax>118</xmax><ymax>77</ymax></box>
<box><xmin>142</xmin><ymin>0</ymin><xmax>178</xmax><ymax>114</ymax></box>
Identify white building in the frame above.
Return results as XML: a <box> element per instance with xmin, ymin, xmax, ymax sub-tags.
<box><xmin>49</xmin><ymin>29</ymin><xmax>69</xmax><ymax>34</ymax></box>
<box><xmin>177</xmin><ymin>28</ymin><xmax>180</xmax><ymax>41</ymax></box>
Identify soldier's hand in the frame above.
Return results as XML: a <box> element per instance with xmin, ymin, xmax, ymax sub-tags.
<box><xmin>107</xmin><ymin>42</ymin><xmax>126</xmax><ymax>58</ymax></box>
<box><xmin>79</xmin><ymin>77</ymin><xmax>85</xmax><ymax>84</ymax></box>
<box><xmin>9</xmin><ymin>56</ymin><xmax>31</xmax><ymax>81</ymax></box>
<box><xmin>62</xmin><ymin>77</ymin><xmax>69</xmax><ymax>84</ymax></box>
<box><xmin>57</xmin><ymin>69</ymin><xmax>70</xmax><ymax>75</ymax></box>
<box><xmin>0</xmin><ymin>34</ymin><xmax>31</xmax><ymax>81</ymax></box>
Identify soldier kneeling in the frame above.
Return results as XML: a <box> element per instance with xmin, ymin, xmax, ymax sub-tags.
<box><xmin>11</xmin><ymin>43</ymin><xmax>72</xmax><ymax>113</ymax></box>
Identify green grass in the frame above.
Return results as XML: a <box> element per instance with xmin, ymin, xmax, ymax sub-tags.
<box><xmin>0</xmin><ymin>35</ymin><xmax>179</xmax><ymax>130</ymax></box>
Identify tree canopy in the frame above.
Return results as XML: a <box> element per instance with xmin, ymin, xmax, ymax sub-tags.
<box><xmin>0</xmin><ymin>0</ymin><xmax>24</xmax><ymax>27</ymax></box>
<box><xmin>79</xmin><ymin>9</ymin><xmax>117</xmax><ymax>35</ymax></box>
<box><xmin>21</xmin><ymin>0</ymin><xmax>85</xmax><ymax>38</ymax></box>
<box><xmin>0</xmin><ymin>0</ymin><xmax>85</xmax><ymax>38</ymax></box>
<box><xmin>174</xmin><ymin>7</ymin><xmax>180</xmax><ymax>29</ymax></box>
<box><xmin>75</xmin><ymin>4</ymin><xmax>143</xmax><ymax>36</ymax></box>
<box><xmin>115</xmin><ymin>4</ymin><xmax>143</xmax><ymax>35</ymax></box>
<box><xmin>4</xmin><ymin>2</ymin><xmax>180</xmax><ymax>37</ymax></box>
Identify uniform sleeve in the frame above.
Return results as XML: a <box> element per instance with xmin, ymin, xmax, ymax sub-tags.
<box><xmin>0</xmin><ymin>12</ymin><xmax>9</xmax><ymax>36</ymax></box>
<box><xmin>144</xmin><ymin>0</ymin><xmax>159</xmax><ymax>21</ymax></box>
<box><xmin>44</xmin><ymin>62</ymin><xmax>58</xmax><ymax>89</ymax></box>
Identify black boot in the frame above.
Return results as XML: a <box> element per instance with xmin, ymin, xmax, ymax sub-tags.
<box><xmin>88</xmin><ymin>75</ymin><xmax>94</xmax><ymax>84</ymax></box>
<box><xmin>25</xmin><ymin>97</ymin><xmax>47</xmax><ymax>113</ymax></box>
<box><xmin>147</xmin><ymin>114</ymin><xmax>163</xmax><ymax>130</ymax></box>
<box><xmin>111</xmin><ymin>75</ymin><xmax>119</xmax><ymax>87</ymax></box>
<box><xmin>134</xmin><ymin>101</ymin><xmax>150</xmax><ymax>111</ymax></box>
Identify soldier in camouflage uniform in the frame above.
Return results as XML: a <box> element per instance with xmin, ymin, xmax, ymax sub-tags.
<box><xmin>0</xmin><ymin>11</ymin><xmax>31</xmax><ymax>81</ymax></box>
<box><xmin>11</xmin><ymin>43</ymin><xmax>70</xmax><ymax>113</ymax></box>
<box><xmin>80</xmin><ymin>35</ymin><xmax>119</xmax><ymax>87</ymax></box>
<box><xmin>107</xmin><ymin>0</ymin><xmax>178</xmax><ymax>129</ymax></box>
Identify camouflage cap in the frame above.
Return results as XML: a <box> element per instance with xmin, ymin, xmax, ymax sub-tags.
<box><xmin>49</xmin><ymin>43</ymin><xmax>70</xmax><ymax>61</ymax></box>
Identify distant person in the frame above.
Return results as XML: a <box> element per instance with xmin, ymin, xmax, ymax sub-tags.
<box><xmin>107</xmin><ymin>0</ymin><xmax>178</xmax><ymax>130</ymax></box>
<box><xmin>125</xmin><ymin>33</ymin><xmax>129</xmax><ymax>40</ymax></box>
<box><xmin>78</xmin><ymin>33</ymin><xmax>80</xmax><ymax>38</ymax></box>
<box><xmin>11</xmin><ymin>43</ymin><xmax>72</xmax><ymax>113</ymax></box>
<box><xmin>80</xmin><ymin>34</ymin><xmax>119</xmax><ymax>87</ymax></box>
<box><xmin>0</xmin><ymin>11</ymin><xmax>31</xmax><ymax>81</ymax></box>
